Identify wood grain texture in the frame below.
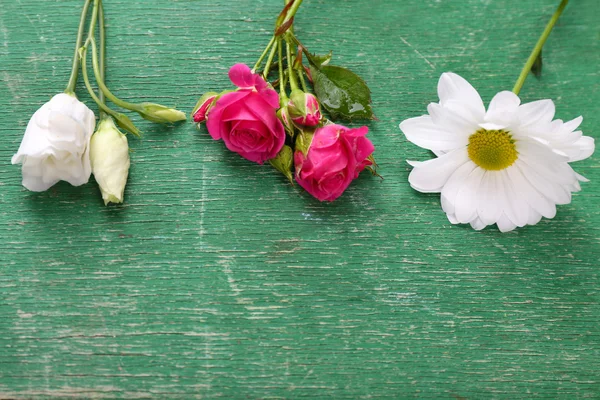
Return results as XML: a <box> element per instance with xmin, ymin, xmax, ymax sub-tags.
<box><xmin>1</xmin><ymin>0</ymin><xmax>599</xmax><ymax>398</ymax></box>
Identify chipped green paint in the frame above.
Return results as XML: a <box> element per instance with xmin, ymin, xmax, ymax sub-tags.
<box><xmin>0</xmin><ymin>0</ymin><xmax>599</xmax><ymax>398</ymax></box>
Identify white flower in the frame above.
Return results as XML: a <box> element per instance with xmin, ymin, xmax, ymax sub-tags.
<box><xmin>400</xmin><ymin>72</ymin><xmax>595</xmax><ymax>232</ymax></box>
<box><xmin>12</xmin><ymin>93</ymin><xmax>96</xmax><ymax>192</ymax></box>
<box><xmin>89</xmin><ymin>117</ymin><xmax>130</xmax><ymax>205</ymax></box>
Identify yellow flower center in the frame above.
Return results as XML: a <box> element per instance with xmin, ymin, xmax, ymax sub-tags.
<box><xmin>467</xmin><ymin>128</ymin><xmax>518</xmax><ymax>171</ymax></box>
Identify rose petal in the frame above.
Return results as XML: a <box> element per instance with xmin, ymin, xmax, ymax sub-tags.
<box><xmin>229</xmin><ymin>64</ymin><xmax>257</xmax><ymax>90</ymax></box>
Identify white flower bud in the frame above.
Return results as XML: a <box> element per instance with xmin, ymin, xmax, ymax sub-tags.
<box><xmin>89</xmin><ymin>117</ymin><xmax>130</xmax><ymax>205</ymax></box>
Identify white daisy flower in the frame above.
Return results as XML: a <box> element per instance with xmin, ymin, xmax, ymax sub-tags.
<box><xmin>400</xmin><ymin>72</ymin><xmax>595</xmax><ymax>232</ymax></box>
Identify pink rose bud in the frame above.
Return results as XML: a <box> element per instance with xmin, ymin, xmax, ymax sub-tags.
<box><xmin>192</xmin><ymin>92</ymin><xmax>218</xmax><ymax>123</ymax></box>
<box><xmin>206</xmin><ymin>64</ymin><xmax>285</xmax><ymax>164</ymax></box>
<box><xmin>287</xmin><ymin>89</ymin><xmax>322</xmax><ymax>127</ymax></box>
<box><xmin>277</xmin><ymin>106</ymin><xmax>294</xmax><ymax>134</ymax></box>
<box><xmin>295</xmin><ymin>124</ymin><xmax>375</xmax><ymax>202</ymax></box>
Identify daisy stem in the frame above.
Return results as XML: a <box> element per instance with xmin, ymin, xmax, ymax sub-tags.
<box><xmin>65</xmin><ymin>0</ymin><xmax>92</xmax><ymax>95</ymax></box>
<box><xmin>252</xmin><ymin>36</ymin><xmax>276</xmax><ymax>74</ymax></box>
<box><xmin>512</xmin><ymin>0</ymin><xmax>569</xmax><ymax>95</ymax></box>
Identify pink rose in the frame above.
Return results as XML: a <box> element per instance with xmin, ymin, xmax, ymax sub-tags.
<box><xmin>295</xmin><ymin>124</ymin><xmax>375</xmax><ymax>202</ymax></box>
<box><xmin>206</xmin><ymin>64</ymin><xmax>285</xmax><ymax>164</ymax></box>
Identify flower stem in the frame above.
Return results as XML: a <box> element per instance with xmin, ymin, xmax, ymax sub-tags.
<box><xmin>90</xmin><ymin>36</ymin><xmax>142</xmax><ymax>112</ymax></box>
<box><xmin>286</xmin><ymin>40</ymin><xmax>298</xmax><ymax>91</ymax></box>
<box><xmin>252</xmin><ymin>36</ymin><xmax>276</xmax><ymax>74</ymax></box>
<box><xmin>278</xmin><ymin>38</ymin><xmax>287</xmax><ymax>101</ymax></box>
<box><xmin>512</xmin><ymin>0</ymin><xmax>569</xmax><ymax>95</ymax></box>
<box><xmin>297</xmin><ymin>64</ymin><xmax>308</xmax><ymax>92</ymax></box>
<box><xmin>83</xmin><ymin>0</ymin><xmax>142</xmax><ymax>114</ymax></box>
<box><xmin>262</xmin><ymin>41</ymin><xmax>278</xmax><ymax>80</ymax></box>
<box><xmin>79</xmin><ymin>1</ymin><xmax>111</xmax><ymax>115</ymax></box>
<box><xmin>286</xmin><ymin>33</ymin><xmax>314</xmax><ymax>65</ymax></box>
<box><xmin>98</xmin><ymin>0</ymin><xmax>107</xmax><ymax>118</ymax></box>
<box><xmin>282</xmin><ymin>0</ymin><xmax>304</xmax><ymax>25</ymax></box>
<box><xmin>65</xmin><ymin>0</ymin><xmax>93</xmax><ymax>95</ymax></box>
<box><xmin>81</xmin><ymin>39</ymin><xmax>120</xmax><ymax>122</ymax></box>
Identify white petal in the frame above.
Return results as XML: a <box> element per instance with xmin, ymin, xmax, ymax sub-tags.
<box><xmin>576</xmin><ymin>172</ymin><xmax>589</xmax><ymax>183</ymax></box>
<box><xmin>517</xmin><ymin>99</ymin><xmax>555</xmax><ymax>128</ymax></box>
<box><xmin>485</xmin><ymin>90</ymin><xmax>521</xmax><ymax>128</ymax></box>
<box><xmin>517</xmin><ymin>138</ymin><xmax>569</xmax><ymax>165</ymax></box>
<box><xmin>446</xmin><ymin>213</ymin><xmax>459</xmax><ymax>224</ymax></box>
<box><xmin>529</xmin><ymin>115</ymin><xmax>594</xmax><ymax>162</ymax></box>
<box><xmin>497</xmin><ymin>214</ymin><xmax>517</xmax><ymax>233</ymax></box>
<box><xmin>428</xmin><ymin>102</ymin><xmax>480</xmax><ymax>135</ymax></box>
<box><xmin>437</xmin><ymin>72</ymin><xmax>486</xmax><ymax>121</ymax></box>
<box><xmin>47</xmin><ymin>111</ymin><xmax>86</xmax><ymax>149</ymax></box>
<box><xmin>517</xmin><ymin>160</ymin><xmax>570</xmax><ymax>205</ymax></box>
<box><xmin>440</xmin><ymin>161</ymin><xmax>478</xmax><ymax>215</ymax></box>
<box><xmin>12</xmin><ymin>105</ymin><xmax>53</xmax><ymax>162</ymax></box>
<box><xmin>399</xmin><ymin>115</ymin><xmax>467</xmax><ymax>152</ymax></box>
<box><xmin>22</xmin><ymin>175</ymin><xmax>57</xmax><ymax>192</ymax></box>
<box><xmin>506</xmin><ymin>165</ymin><xmax>556</xmax><ymax>219</ymax></box>
<box><xmin>519</xmin><ymin>151</ymin><xmax>577</xmax><ymax>187</ymax></box>
<box><xmin>562</xmin><ymin>116</ymin><xmax>583</xmax><ymax>132</ymax></box>
<box><xmin>454</xmin><ymin>166</ymin><xmax>485</xmax><ymax>223</ymax></box>
<box><xmin>501</xmin><ymin>170</ymin><xmax>530</xmax><ymax>227</ymax></box>
<box><xmin>407</xmin><ymin>148</ymin><xmax>470</xmax><ymax>193</ymax></box>
<box><xmin>470</xmin><ymin>217</ymin><xmax>487</xmax><ymax>231</ymax></box>
<box><xmin>477</xmin><ymin>171</ymin><xmax>503</xmax><ymax>225</ymax></box>
<box><xmin>527</xmin><ymin>209</ymin><xmax>543</xmax><ymax>226</ymax></box>
<box><xmin>478</xmin><ymin>122</ymin><xmax>506</xmax><ymax>131</ymax></box>
<box><xmin>492</xmin><ymin>170</ymin><xmax>521</xmax><ymax>228</ymax></box>
<box><xmin>566</xmin><ymin>135</ymin><xmax>595</xmax><ymax>162</ymax></box>
<box><xmin>20</xmin><ymin>157</ymin><xmax>57</xmax><ymax>192</ymax></box>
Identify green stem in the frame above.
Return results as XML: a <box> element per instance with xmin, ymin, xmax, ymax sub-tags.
<box><xmin>512</xmin><ymin>0</ymin><xmax>569</xmax><ymax>95</ymax></box>
<box><xmin>252</xmin><ymin>36</ymin><xmax>276</xmax><ymax>74</ymax></box>
<box><xmin>286</xmin><ymin>33</ymin><xmax>314</xmax><ymax>65</ymax></box>
<box><xmin>65</xmin><ymin>0</ymin><xmax>93</xmax><ymax>94</ymax></box>
<box><xmin>282</xmin><ymin>0</ymin><xmax>304</xmax><ymax>25</ymax></box>
<box><xmin>278</xmin><ymin>38</ymin><xmax>287</xmax><ymax>101</ymax></box>
<box><xmin>81</xmin><ymin>39</ymin><xmax>120</xmax><ymax>121</ymax></box>
<box><xmin>90</xmin><ymin>36</ymin><xmax>141</xmax><ymax>112</ymax></box>
<box><xmin>297</xmin><ymin>64</ymin><xmax>308</xmax><ymax>92</ymax></box>
<box><xmin>98</xmin><ymin>0</ymin><xmax>107</xmax><ymax>118</ymax></box>
<box><xmin>262</xmin><ymin>41</ymin><xmax>278</xmax><ymax>79</ymax></box>
<box><xmin>79</xmin><ymin>0</ymin><xmax>120</xmax><ymax>121</ymax></box>
<box><xmin>286</xmin><ymin>40</ymin><xmax>298</xmax><ymax>91</ymax></box>
<box><xmin>84</xmin><ymin>0</ymin><xmax>142</xmax><ymax>113</ymax></box>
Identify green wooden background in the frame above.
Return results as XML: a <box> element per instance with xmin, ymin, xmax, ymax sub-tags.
<box><xmin>1</xmin><ymin>0</ymin><xmax>599</xmax><ymax>398</ymax></box>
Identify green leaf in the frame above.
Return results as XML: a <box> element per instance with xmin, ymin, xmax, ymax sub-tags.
<box><xmin>269</xmin><ymin>145</ymin><xmax>294</xmax><ymax>184</ymax></box>
<box><xmin>309</xmin><ymin>64</ymin><xmax>374</xmax><ymax>121</ymax></box>
<box><xmin>532</xmin><ymin>50</ymin><xmax>543</xmax><ymax>78</ymax></box>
